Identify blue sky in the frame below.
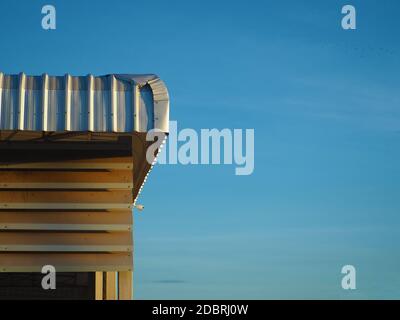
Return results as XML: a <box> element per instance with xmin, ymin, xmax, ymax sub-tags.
<box><xmin>1</xmin><ymin>0</ymin><xmax>399</xmax><ymax>299</ymax></box>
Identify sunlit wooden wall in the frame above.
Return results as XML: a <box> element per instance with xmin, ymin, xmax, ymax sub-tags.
<box><xmin>0</xmin><ymin>136</ymin><xmax>135</xmax><ymax>299</ymax></box>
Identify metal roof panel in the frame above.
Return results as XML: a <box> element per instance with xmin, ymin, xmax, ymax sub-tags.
<box><xmin>0</xmin><ymin>72</ymin><xmax>169</xmax><ymax>133</ymax></box>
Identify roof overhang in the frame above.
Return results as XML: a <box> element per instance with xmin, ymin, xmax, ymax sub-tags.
<box><xmin>0</xmin><ymin>72</ymin><xmax>170</xmax><ymax>202</ymax></box>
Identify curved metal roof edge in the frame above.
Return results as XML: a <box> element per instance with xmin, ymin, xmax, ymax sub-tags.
<box><xmin>110</xmin><ymin>74</ymin><xmax>170</xmax><ymax>204</ymax></box>
<box><xmin>0</xmin><ymin>72</ymin><xmax>170</xmax><ymax>133</ymax></box>
<box><xmin>115</xmin><ymin>74</ymin><xmax>170</xmax><ymax>130</ymax></box>
<box><xmin>114</xmin><ymin>74</ymin><xmax>170</xmax><ymax>133</ymax></box>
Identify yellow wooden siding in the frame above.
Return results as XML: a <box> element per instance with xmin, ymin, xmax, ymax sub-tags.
<box><xmin>0</xmin><ymin>143</ymin><xmax>134</xmax><ymax>272</ymax></box>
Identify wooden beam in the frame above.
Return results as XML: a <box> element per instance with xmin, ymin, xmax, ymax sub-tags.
<box><xmin>0</xmin><ymin>170</ymin><xmax>133</xmax><ymax>185</ymax></box>
<box><xmin>0</xmin><ymin>183</ymin><xmax>132</xmax><ymax>189</ymax></box>
<box><xmin>105</xmin><ymin>271</ymin><xmax>117</xmax><ymax>300</ymax></box>
<box><xmin>0</xmin><ymin>130</ymin><xmax>131</xmax><ymax>142</ymax></box>
<box><xmin>0</xmin><ymin>141</ymin><xmax>131</xmax><ymax>151</ymax></box>
<box><xmin>0</xmin><ymin>231</ymin><xmax>132</xmax><ymax>252</ymax></box>
<box><xmin>0</xmin><ymin>152</ymin><xmax>132</xmax><ymax>163</ymax></box>
<box><xmin>0</xmin><ymin>203</ymin><xmax>132</xmax><ymax>210</ymax></box>
<box><xmin>118</xmin><ymin>271</ymin><xmax>133</xmax><ymax>300</ymax></box>
<box><xmin>0</xmin><ymin>252</ymin><xmax>133</xmax><ymax>272</ymax></box>
<box><xmin>0</xmin><ymin>211</ymin><xmax>132</xmax><ymax>231</ymax></box>
<box><xmin>0</xmin><ymin>162</ymin><xmax>132</xmax><ymax>169</ymax></box>
<box><xmin>95</xmin><ymin>271</ymin><xmax>104</xmax><ymax>300</ymax></box>
<box><xmin>0</xmin><ymin>202</ymin><xmax>132</xmax><ymax>210</ymax></box>
<box><xmin>0</xmin><ymin>190</ymin><xmax>132</xmax><ymax>203</ymax></box>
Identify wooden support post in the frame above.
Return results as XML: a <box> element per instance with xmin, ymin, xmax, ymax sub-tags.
<box><xmin>118</xmin><ymin>271</ymin><xmax>133</xmax><ymax>300</ymax></box>
<box><xmin>105</xmin><ymin>271</ymin><xmax>117</xmax><ymax>300</ymax></box>
<box><xmin>95</xmin><ymin>271</ymin><xmax>103</xmax><ymax>300</ymax></box>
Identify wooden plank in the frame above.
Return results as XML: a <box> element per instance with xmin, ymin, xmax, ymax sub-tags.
<box><xmin>0</xmin><ymin>231</ymin><xmax>132</xmax><ymax>252</ymax></box>
<box><xmin>105</xmin><ymin>271</ymin><xmax>117</xmax><ymax>300</ymax></box>
<box><xmin>0</xmin><ymin>190</ymin><xmax>132</xmax><ymax>203</ymax></box>
<box><xmin>0</xmin><ymin>130</ymin><xmax>132</xmax><ymax>142</ymax></box>
<box><xmin>0</xmin><ymin>142</ymin><xmax>131</xmax><ymax>151</ymax></box>
<box><xmin>0</xmin><ymin>183</ymin><xmax>132</xmax><ymax>189</ymax></box>
<box><xmin>0</xmin><ymin>203</ymin><xmax>132</xmax><ymax>209</ymax></box>
<box><xmin>0</xmin><ymin>162</ymin><xmax>132</xmax><ymax>169</ymax></box>
<box><xmin>0</xmin><ymin>170</ymin><xmax>133</xmax><ymax>184</ymax></box>
<box><xmin>0</xmin><ymin>154</ymin><xmax>133</xmax><ymax>170</ymax></box>
<box><xmin>0</xmin><ymin>252</ymin><xmax>132</xmax><ymax>272</ymax></box>
<box><xmin>2</xmin><ymin>169</ymin><xmax>132</xmax><ymax>182</ymax></box>
<box><xmin>0</xmin><ymin>153</ymin><xmax>132</xmax><ymax>163</ymax></box>
<box><xmin>0</xmin><ymin>130</ymin><xmax>42</xmax><ymax>141</ymax></box>
<box><xmin>27</xmin><ymin>132</ymin><xmax>122</xmax><ymax>142</ymax></box>
<box><xmin>118</xmin><ymin>271</ymin><xmax>133</xmax><ymax>300</ymax></box>
<box><xmin>0</xmin><ymin>211</ymin><xmax>132</xmax><ymax>231</ymax></box>
<box><xmin>95</xmin><ymin>271</ymin><xmax>103</xmax><ymax>300</ymax></box>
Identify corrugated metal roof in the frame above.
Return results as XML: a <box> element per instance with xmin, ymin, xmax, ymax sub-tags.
<box><xmin>0</xmin><ymin>73</ymin><xmax>169</xmax><ymax>133</ymax></box>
